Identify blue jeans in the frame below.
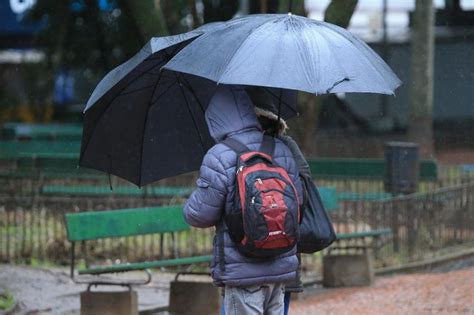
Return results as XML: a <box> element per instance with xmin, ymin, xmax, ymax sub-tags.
<box><xmin>221</xmin><ymin>284</ymin><xmax>285</xmax><ymax>315</ymax></box>
<box><xmin>221</xmin><ymin>288</ymin><xmax>291</xmax><ymax>315</ymax></box>
<box><xmin>284</xmin><ymin>292</ymin><xmax>291</xmax><ymax>315</ymax></box>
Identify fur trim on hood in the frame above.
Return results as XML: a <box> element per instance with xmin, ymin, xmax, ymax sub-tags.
<box><xmin>254</xmin><ymin>107</ymin><xmax>289</xmax><ymax>136</ymax></box>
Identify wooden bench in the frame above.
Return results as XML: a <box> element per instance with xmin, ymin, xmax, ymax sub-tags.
<box><xmin>337</xmin><ymin>192</ymin><xmax>392</xmax><ymax>201</ymax></box>
<box><xmin>62</xmin><ymin>188</ymin><xmax>339</xmax><ymax>283</ymax></box>
<box><xmin>335</xmin><ymin>228</ymin><xmax>392</xmax><ymax>258</ymax></box>
<box><xmin>308</xmin><ymin>157</ymin><xmax>438</xmax><ymax>181</ymax></box>
<box><xmin>64</xmin><ymin>205</ymin><xmax>211</xmax><ymax>288</ymax></box>
<box><xmin>1</xmin><ymin>123</ymin><xmax>83</xmax><ymax>141</ymax></box>
<box><xmin>45</xmin><ymin>184</ymin><xmax>193</xmax><ymax>197</ymax></box>
<box><xmin>0</xmin><ymin>140</ymin><xmax>80</xmax><ymax>170</ymax></box>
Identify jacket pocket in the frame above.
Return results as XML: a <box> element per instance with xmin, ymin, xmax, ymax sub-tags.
<box><xmin>242</xmin><ymin>285</ymin><xmax>264</xmax><ymax>306</ymax></box>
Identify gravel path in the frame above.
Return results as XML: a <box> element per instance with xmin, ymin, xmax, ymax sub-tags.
<box><xmin>2</xmin><ymin>262</ymin><xmax>473</xmax><ymax>314</ymax></box>
<box><xmin>0</xmin><ymin>265</ymin><xmax>173</xmax><ymax>314</ymax></box>
<box><xmin>290</xmin><ymin>267</ymin><xmax>474</xmax><ymax>315</ymax></box>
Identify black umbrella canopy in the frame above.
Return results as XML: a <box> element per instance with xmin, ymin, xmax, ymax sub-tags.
<box><xmin>164</xmin><ymin>14</ymin><xmax>402</xmax><ymax>95</ymax></box>
<box><xmin>80</xmin><ymin>31</ymin><xmax>219</xmax><ymax>186</ymax></box>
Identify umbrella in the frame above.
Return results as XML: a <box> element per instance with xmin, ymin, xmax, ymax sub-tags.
<box><xmin>80</xmin><ymin>24</ymin><xmax>299</xmax><ymax>187</ymax></box>
<box><xmin>79</xmin><ymin>28</ymin><xmax>220</xmax><ymax>187</ymax></box>
<box><xmin>164</xmin><ymin>14</ymin><xmax>401</xmax><ymax>96</ymax></box>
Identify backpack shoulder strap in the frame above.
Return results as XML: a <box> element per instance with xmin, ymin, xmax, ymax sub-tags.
<box><xmin>260</xmin><ymin>135</ymin><xmax>275</xmax><ymax>157</ymax></box>
<box><xmin>221</xmin><ymin>137</ymin><xmax>250</xmax><ymax>154</ymax></box>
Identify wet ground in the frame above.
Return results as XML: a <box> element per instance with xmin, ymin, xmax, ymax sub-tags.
<box><xmin>1</xmin><ymin>257</ymin><xmax>473</xmax><ymax>315</ymax></box>
<box><xmin>0</xmin><ymin>265</ymin><xmax>173</xmax><ymax>314</ymax></box>
<box><xmin>291</xmin><ymin>257</ymin><xmax>474</xmax><ymax>315</ymax></box>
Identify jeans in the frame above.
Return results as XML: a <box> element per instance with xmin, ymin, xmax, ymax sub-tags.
<box><xmin>222</xmin><ymin>283</ymin><xmax>285</xmax><ymax>315</ymax></box>
<box><xmin>283</xmin><ymin>292</ymin><xmax>291</xmax><ymax>315</ymax></box>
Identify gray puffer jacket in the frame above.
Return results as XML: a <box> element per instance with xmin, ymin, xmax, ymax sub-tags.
<box><xmin>183</xmin><ymin>85</ymin><xmax>303</xmax><ymax>287</ymax></box>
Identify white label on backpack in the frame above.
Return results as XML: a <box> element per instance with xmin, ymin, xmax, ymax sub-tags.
<box><xmin>269</xmin><ymin>231</ymin><xmax>284</xmax><ymax>236</ymax></box>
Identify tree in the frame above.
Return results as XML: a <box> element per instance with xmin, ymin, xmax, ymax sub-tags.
<box><xmin>408</xmin><ymin>0</ymin><xmax>435</xmax><ymax>158</ymax></box>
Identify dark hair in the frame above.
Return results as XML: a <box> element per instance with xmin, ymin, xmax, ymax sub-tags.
<box><xmin>257</xmin><ymin>115</ymin><xmax>279</xmax><ymax>136</ymax></box>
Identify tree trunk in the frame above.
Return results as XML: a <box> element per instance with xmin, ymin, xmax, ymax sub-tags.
<box><xmin>122</xmin><ymin>0</ymin><xmax>168</xmax><ymax>39</ymax></box>
<box><xmin>409</xmin><ymin>0</ymin><xmax>435</xmax><ymax>158</ymax></box>
<box><xmin>324</xmin><ymin>0</ymin><xmax>358</xmax><ymax>29</ymax></box>
<box><xmin>298</xmin><ymin>0</ymin><xmax>358</xmax><ymax>153</ymax></box>
<box><xmin>188</xmin><ymin>0</ymin><xmax>200</xmax><ymax>29</ymax></box>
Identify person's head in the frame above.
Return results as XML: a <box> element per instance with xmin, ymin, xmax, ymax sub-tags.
<box><xmin>205</xmin><ymin>85</ymin><xmax>259</xmax><ymax>142</ymax></box>
<box><xmin>246</xmin><ymin>86</ymin><xmax>288</xmax><ymax>136</ymax></box>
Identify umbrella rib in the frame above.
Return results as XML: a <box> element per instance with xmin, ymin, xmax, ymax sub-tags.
<box><xmin>179</xmin><ymin>76</ymin><xmax>206</xmax><ymax>114</ymax></box>
<box><xmin>174</xmin><ymin>72</ymin><xmax>207</xmax><ymax>154</ymax></box>
<box><xmin>217</xmin><ymin>18</ymin><xmax>273</xmax><ymax>82</ymax></box>
<box><xmin>319</xmin><ymin>25</ymin><xmax>395</xmax><ymax>93</ymax></box>
<box><xmin>263</xmin><ymin>87</ymin><xmax>299</xmax><ymax>116</ymax></box>
<box><xmin>137</xmin><ymin>70</ymin><xmax>167</xmax><ymax>187</ymax></box>
<box><xmin>326</xmin><ymin>77</ymin><xmax>350</xmax><ymax>94</ymax></box>
<box><xmin>117</xmin><ymin>84</ymin><xmax>157</xmax><ymax>97</ymax></box>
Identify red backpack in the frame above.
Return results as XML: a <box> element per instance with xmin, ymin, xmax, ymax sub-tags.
<box><xmin>222</xmin><ymin>135</ymin><xmax>300</xmax><ymax>258</ymax></box>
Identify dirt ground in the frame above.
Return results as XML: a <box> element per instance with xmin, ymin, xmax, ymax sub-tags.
<box><xmin>1</xmin><ymin>261</ymin><xmax>473</xmax><ymax>314</ymax></box>
<box><xmin>290</xmin><ymin>267</ymin><xmax>474</xmax><ymax>315</ymax></box>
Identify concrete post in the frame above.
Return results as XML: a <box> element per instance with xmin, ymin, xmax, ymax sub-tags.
<box><xmin>80</xmin><ymin>290</ymin><xmax>138</xmax><ymax>315</ymax></box>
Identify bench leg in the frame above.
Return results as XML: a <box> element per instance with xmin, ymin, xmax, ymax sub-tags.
<box><xmin>323</xmin><ymin>248</ymin><xmax>375</xmax><ymax>287</ymax></box>
<box><xmin>169</xmin><ymin>280</ymin><xmax>220</xmax><ymax>315</ymax></box>
<box><xmin>80</xmin><ymin>290</ymin><xmax>138</xmax><ymax>315</ymax></box>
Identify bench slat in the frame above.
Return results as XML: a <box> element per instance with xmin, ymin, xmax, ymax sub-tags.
<box><xmin>308</xmin><ymin>158</ymin><xmax>437</xmax><ymax>180</ymax></box>
<box><xmin>43</xmin><ymin>185</ymin><xmax>192</xmax><ymax>196</ymax></box>
<box><xmin>78</xmin><ymin>255</ymin><xmax>212</xmax><ymax>275</ymax></box>
<box><xmin>65</xmin><ymin>206</ymin><xmax>188</xmax><ymax>241</ymax></box>
<box><xmin>336</xmin><ymin>228</ymin><xmax>392</xmax><ymax>240</ymax></box>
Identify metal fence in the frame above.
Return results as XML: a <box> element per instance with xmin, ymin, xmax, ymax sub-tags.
<box><xmin>1</xmin><ymin>166</ymin><xmax>474</xmax><ymax>270</ymax></box>
<box><xmin>328</xmin><ymin>182</ymin><xmax>474</xmax><ymax>265</ymax></box>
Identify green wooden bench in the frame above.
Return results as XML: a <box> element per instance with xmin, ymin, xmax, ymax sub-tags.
<box><xmin>0</xmin><ymin>168</ymin><xmax>106</xmax><ymax>182</ymax></box>
<box><xmin>337</xmin><ymin>191</ymin><xmax>393</xmax><ymax>201</ymax></box>
<box><xmin>308</xmin><ymin>158</ymin><xmax>438</xmax><ymax>181</ymax></box>
<box><xmin>64</xmin><ymin>205</ymin><xmax>212</xmax><ymax>288</ymax></box>
<box><xmin>0</xmin><ymin>140</ymin><xmax>80</xmax><ymax>170</ymax></box>
<box><xmin>336</xmin><ymin>228</ymin><xmax>392</xmax><ymax>257</ymax></box>
<box><xmin>46</xmin><ymin>185</ymin><xmax>339</xmax><ymax>206</ymax></box>
<box><xmin>0</xmin><ymin>141</ymin><xmax>80</xmax><ymax>157</ymax></box>
<box><xmin>44</xmin><ymin>184</ymin><xmax>193</xmax><ymax>197</ymax></box>
<box><xmin>2</xmin><ymin>123</ymin><xmax>83</xmax><ymax>141</ymax></box>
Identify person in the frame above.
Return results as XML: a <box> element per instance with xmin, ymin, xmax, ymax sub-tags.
<box><xmin>183</xmin><ymin>85</ymin><xmax>303</xmax><ymax>315</ymax></box>
<box><xmin>246</xmin><ymin>86</ymin><xmax>312</xmax><ymax>315</ymax></box>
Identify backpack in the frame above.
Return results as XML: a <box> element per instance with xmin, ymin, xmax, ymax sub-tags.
<box><xmin>222</xmin><ymin>135</ymin><xmax>300</xmax><ymax>258</ymax></box>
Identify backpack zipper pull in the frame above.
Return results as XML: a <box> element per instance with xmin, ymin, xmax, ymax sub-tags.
<box><xmin>257</xmin><ymin>178</ymin><xmax>263</xmax><ymax>185</ymax></box>
<box><xmin>237</xmin><ymin>166</ymin><xmax>244</xmax><ymax>174</ymax></box>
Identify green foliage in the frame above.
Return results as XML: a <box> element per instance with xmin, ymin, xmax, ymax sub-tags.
<box><xmin>161</xmin><ymin>0</ymin><xmax>196</xmax><ymax>34</ymax></box>
<box><xmin>202</xmin><ymin>0</ymin><xmax>239</xmax><ymax>23</ymax></box>
<box><xmin>27</xmin><ymin>0</ymin><xmax>146</xmax><ymax>75</ymax></box>
<box><xmin>0</xmin><ymin>289</ymin><xmax>14</xmax><ymax>311</ymax></box>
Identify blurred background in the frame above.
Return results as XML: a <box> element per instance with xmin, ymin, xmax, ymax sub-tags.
<box><xmin>1</xmin><ymin>0</ymin><xmax>474</xmax><ymax>160</ymax></box>
<box><xmin>0</xmin><ymin>0</ymin><xmax>474</xmax><ymax>304</ymax></box>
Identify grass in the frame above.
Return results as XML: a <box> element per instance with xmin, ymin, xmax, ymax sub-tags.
<box><xmin>0</xmin><ymin>288</ymin><xmax>14</xmax><ymax>311</ymax></box>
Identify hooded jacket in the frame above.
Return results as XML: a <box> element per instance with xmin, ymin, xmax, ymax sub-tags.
<box><xmin>183</xmin><ymin>85</ymin><xmax>303</xmax><ymax>286</ymax></box>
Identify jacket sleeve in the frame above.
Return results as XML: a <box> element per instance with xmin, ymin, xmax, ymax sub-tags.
<box><xmin>183</xmin><ymin>149</ymin><xmax>228</xmax><ymax>228</ymax></box>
